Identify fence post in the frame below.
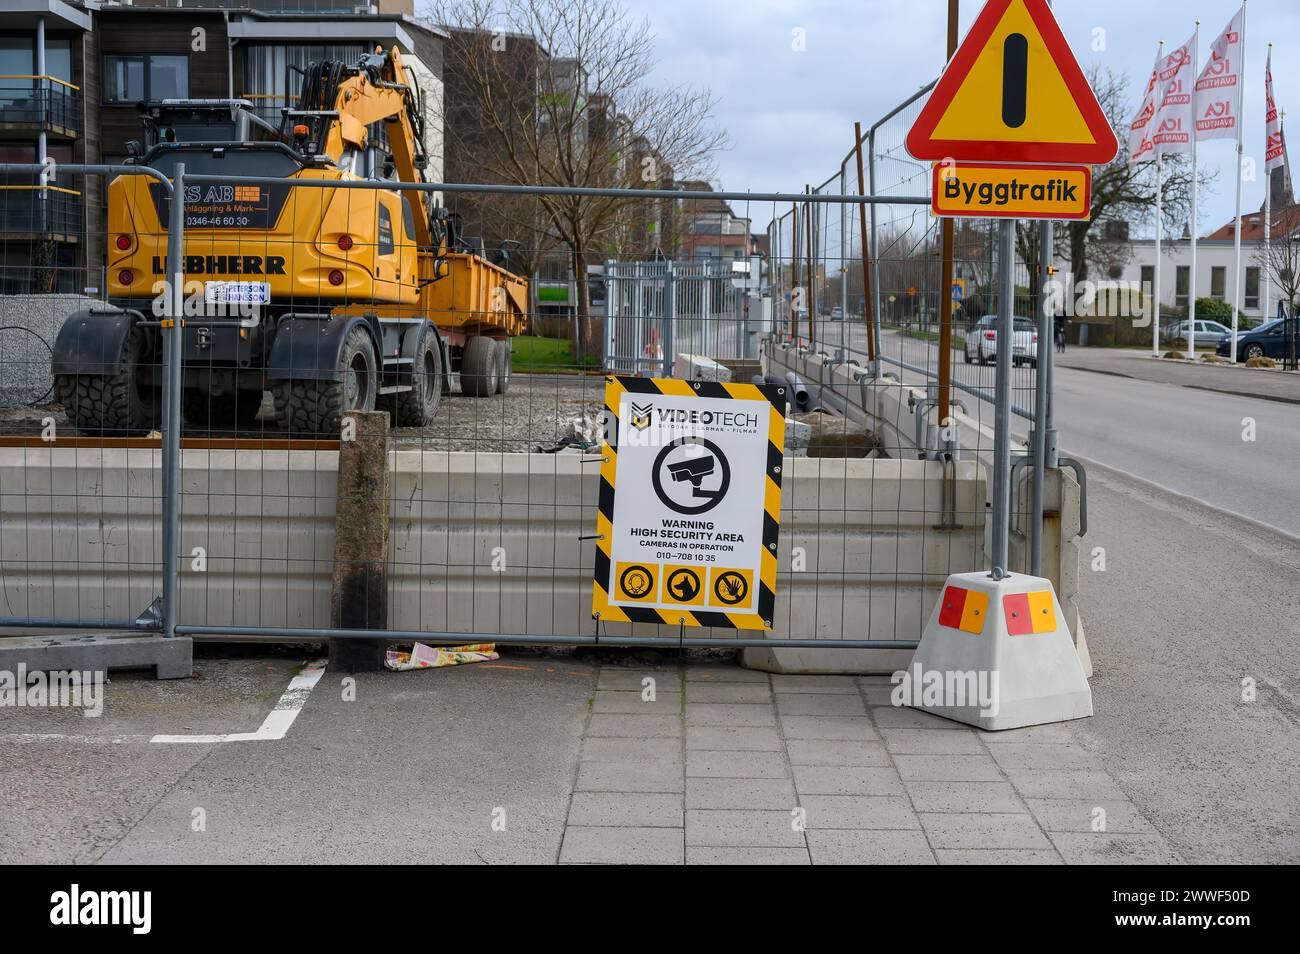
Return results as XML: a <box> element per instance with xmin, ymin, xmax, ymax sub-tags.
<box><xmin>991</xmin><ymin>218</ymin><xmax>1014</xmax><ymax>576</ymax></box>
<box><xmin>603</xmin><ymin>259</ymin><xmax>615</xmax><ymax>372</ymax></box>
<box><xmin>700</xmin><ymin>272</ymin><xmax>711</xmax><ymax>358</ymax></box>
<box><xmin>664</xmin><ymin>261</ymin><xmax>676</xmax><ymax>377</ymax></box>
<box><xmin>1030</xmin><ymin>220</ymin><xmax>1053</xmax><ymax>575</ymax></box>
<box><xmin>160</xmin><ymin>162</ymin><xmax>185</xmax><ymax>639</ymax></box>
<box><xmin>868</xmin><ymin>129</ymin><xmax>882</xmax><ymax>363</ymax></box>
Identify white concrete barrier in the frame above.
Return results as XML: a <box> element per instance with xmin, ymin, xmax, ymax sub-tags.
<box><xmin>762</xmin><ymin>339</ymin><xmax>1089</xmax><ymax>672</ymax></box>
<box><xmin>0</xmin><ymin>448</ymin><xmax>982</xmax><ymax>661</ymax></box>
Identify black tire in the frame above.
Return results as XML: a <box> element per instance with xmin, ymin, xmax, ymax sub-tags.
<box><xmin>1243</xmin><ymin>343</ymin><xmax>1265</xmax><ymax>361</ymax></box>
<box><xmin>274</xmin><ymin>326</ymin><xmax>377</xmax><ymax>435</ymax></box>
<box><xmin>460</xmin><ymin>335</ymin><xmax>498</xmax><ymax>397</ymax></box>
<box><xmin>391</xmin><ymin>325</ymin><xmax>443</xmax><ymax>427</ymax></box>
<box><xmin>181</xmin><ymin>388</ymin><xmax>264</xmax><ymax>430</ymax></box>
<box><xmin>55</xmin><ymin>325</ymin><xmax>158</xmax><ymax>436</ymax></box>
<box><xmin>494</xmin><ymin>338</ymin><xmax>511</xmax><ymax>394</ymax></box>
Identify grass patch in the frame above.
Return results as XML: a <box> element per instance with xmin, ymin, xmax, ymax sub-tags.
<box><xmin>899</xmin><ymin>328</ymin><xmax>967</xmax><ymax>348</ymax></box>
<box><xmin>512</xmin><ymin>335</ymin><xmax>601</xmax><ymax>372</ymax></box>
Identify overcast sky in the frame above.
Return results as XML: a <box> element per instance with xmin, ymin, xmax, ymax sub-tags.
<box><xmin>621</xmin><ymin>0</ymin><xmax>1300</xmax><ymax>235</ymax></box>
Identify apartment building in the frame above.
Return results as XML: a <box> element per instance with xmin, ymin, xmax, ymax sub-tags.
<box><xmin>0</xmin><ymin>0</ymin><xmax>445</xmax><ymax>293</ymax></box>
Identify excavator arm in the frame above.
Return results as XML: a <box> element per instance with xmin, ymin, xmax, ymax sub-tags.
<box><xmin>296</xmin><ymin>47</ymin><xmax>435</xmax><ymax>250</ymax></box>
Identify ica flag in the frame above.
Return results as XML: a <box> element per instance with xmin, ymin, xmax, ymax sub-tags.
<box><xmin>1154</xmin><ymin>34</ymin><xmax>1196</xmax><ymax>155</ymax></box>
<box><xmin>1128</xmin><ymin>53</ymin><xmax>1160</xmax><ymax>163</ymax></box>
<box><xmin>1195</xmin><ymin>6</ymin><xmax>1245</xmax><ymax>141</ymax></box>
<box><xmin>1265</xmin><ymin>47</ymin><xmax>1284</xmax><ymax>172</ymax></box>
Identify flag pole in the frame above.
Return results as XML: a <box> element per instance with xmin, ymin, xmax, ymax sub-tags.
<box><xmin>1154</xmin><ymin>151</ymin><xmax>1163</xmax><ymax>355</ymax></box>
<box><xmin>1153</xmin><ymin>39</ymin><xmax>1165</xmax><ymax>357</ymax></box>
<box><xmin>1189</xmin><ymin>20</ymin><xmax>1200</xmax><ymax>359</ymax></box>
<box><xmin>1262</xmin><ymin>44</ymin><xmax>1275</xmax><ymax>326</ymax></box>
<box><xmin>1230</xmin><ymin>2</ymin><xmax>1247</xmax><ymax>363</ymax></box>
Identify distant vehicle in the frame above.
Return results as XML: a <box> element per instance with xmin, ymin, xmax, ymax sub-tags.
<box><xmin>1216</xmin><ymin>319</ymin><xmax>1299</xmax><ymax>361</ymax></box>
<box><xmin>1164</xmin><ymin>319</ymin><xmax>1233</xmax><ymax>344</ymax></box>
<box><xmin>964</xmin><ymin>315</ymin><xmax>1038</xmax><ymax>366</ymax></box>
<box><xmin>830</xmin><ymin>307</ymin><xmax>844</xmax><ymax>321</ymax></box>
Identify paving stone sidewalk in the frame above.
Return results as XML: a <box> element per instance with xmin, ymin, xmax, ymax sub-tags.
<box><xmin>559</xmin><ymin>662</ymin><xmax>1185</xmax><ymax>865</ymax></box>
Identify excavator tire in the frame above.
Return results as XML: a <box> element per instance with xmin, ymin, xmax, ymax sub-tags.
<box><xmin>55</xmin><ymin>325</ymin><xmax>158</xmax><ymax>436</ymax></box>
<box><xmin>274</xmin><ymin>326</ymin><xmax>377</xmax><ymax>435</ymax></box>
<box><xmin>391</xmin><ymin>325</ymin><xmax>443</xmax><ymax>427</ymax></box>
<box><xmin>460</xmin><ymin>335</ymin><xmax>498</xmax><ymax>397</ymax></box>
<box><xmin>494</xmin><ymin>339</ymin><xmax>511</xmax><ymax>395</ymax></box>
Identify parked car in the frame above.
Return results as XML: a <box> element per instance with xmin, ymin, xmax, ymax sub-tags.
<box><xmin>964</xmin><ymin>315</ymin><xmax>1038</xmax><ymax>366</ymax></box>
<box><xmin>1215</xmin><ymin>319</ymin><xmax>1299</xmax><ymax>361</ymax></box>
<box><xmin>1164</xmin><ymin>319</ymin><xmax>1233</xmax><ymax>344</ymax></box>
<box><xmin>830</xmin><ymin>306</ymin><xmax>844</xmax><ymax>321</ymax></box>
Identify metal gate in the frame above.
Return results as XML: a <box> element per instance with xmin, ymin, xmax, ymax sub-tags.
<box><xmin>603</xmin><ymin>259</ymin><xmax>759</xmax><ymax>375</ymax></box>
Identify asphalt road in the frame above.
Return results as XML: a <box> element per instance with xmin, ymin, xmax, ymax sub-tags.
<box><xmin>820</xmin><ymin>322</ymin><xmax>1300</xmax><ymax>536</ymax></box>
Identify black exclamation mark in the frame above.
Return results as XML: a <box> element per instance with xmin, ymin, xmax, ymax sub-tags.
<box><xmin>1002</xmin><ymin>33</ymin><xmax>1028</xmax><ymax>128</ymax></box>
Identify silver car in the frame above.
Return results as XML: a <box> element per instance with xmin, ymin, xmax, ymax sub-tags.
<box><xmin>965</xmin><ymin>316</ymin><xmax>1038</xmax><ymax>366</ymax></box>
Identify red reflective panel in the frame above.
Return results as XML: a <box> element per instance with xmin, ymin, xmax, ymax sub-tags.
<box><xmin>1003</xmin><ymin>593</ymin><xmax>1033</xmax><ymax>635</ymax></box>
<box><xmin>938</xmin><ymin>586</ymin><xmax>967</xmax><ymax>628</ymax></box>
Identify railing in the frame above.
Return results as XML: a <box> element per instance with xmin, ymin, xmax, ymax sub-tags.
<box><xmin>132</xmin><ymin>0</ymin><xmax>364</xmax><ymax>9</ymax></box>
<box><xmin>0</xmin><ymin>185</ymin><xmax>83</xmax><ymax>235</ymax></box>
<box><xmin>0</xmin><ymin>76</ymin><xmax>81</xmax><ymax>135</ymax></box>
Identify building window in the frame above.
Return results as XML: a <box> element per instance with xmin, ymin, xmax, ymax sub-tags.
<box><xmin>1140</xmin><ymin>265</ymin><xmax>1154</xmax><ymax>293</ymax></box>
<box><xmin>1210</xmin><ymin>265</ymin><xmax>1226</xmax><ymax>300</ymax></box>
<box><xmin>1245</xmin><ymin>267</ymin><xmax>1260</xmax><ymax>310</ymax></box>
<box><xmin>1175</xmin><ymin>265</ymin><xmax>1189</xmax><ymax>308</ymax></box>
<box><xmin>104</xmin><ymin>54</ymin><xmax>189</xmax><ymax>103</ymax></box>
<box><xmin>243</xmin><ymin>44</ymin><xmax>367</xmax><ymax>121</ymax></box>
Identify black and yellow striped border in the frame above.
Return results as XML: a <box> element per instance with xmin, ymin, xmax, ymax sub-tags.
<box><xmin>592</xmin><ymin>375</ymin><xmax>786</xmax><ymax>631</ymax></box>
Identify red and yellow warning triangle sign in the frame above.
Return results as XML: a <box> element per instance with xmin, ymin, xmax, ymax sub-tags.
<box><xmin>906</xmin><ymin>0</ymin><xmax>1118</xmax><ymax>165</ymax></box>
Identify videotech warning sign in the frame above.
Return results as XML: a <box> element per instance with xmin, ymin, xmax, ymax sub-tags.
<box><xmin>931</xmin><ymin>162</ymin><xmax>1091</xmax><ymax>220</ymax></box>
<box><xmin>592</xmin><ymin>376</ymin><xmax>785</xmax><ymax>631</ymax></box>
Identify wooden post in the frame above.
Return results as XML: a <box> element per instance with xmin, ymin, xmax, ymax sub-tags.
<box><xmin>330</xmin><ymin>410</ymin><xmax>390</xmax><ymax>672</ymax></box>
<box><xmin>805</xmin><ymin>186</ymin><xmax>815</xmax><ymax>346</ymax></box>
<box><xmin>853</xmin><ymin>121</ymin><xmax>876</xmax><ymax>362</ymax></box>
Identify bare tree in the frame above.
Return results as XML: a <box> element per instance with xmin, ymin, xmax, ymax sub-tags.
<box><xmin>426</xmin><ymin>0</ymin><xmax>728</xmax><ymax>350</ymax></box>
<box><xmin>1253</xmin><ymin>213</ymin><xmax>1300</xmax><ymax>315</ymax></box>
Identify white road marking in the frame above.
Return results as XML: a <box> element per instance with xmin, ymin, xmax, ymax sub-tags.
<box><xmin>150</xmin><ymin>658</ymin><xmax>327</xmax><ymax>744</ymax></box>
<box><xmin>1</xmin><ymin>659</ymin><xmax>328</xmax><ymax>745</ymax></box>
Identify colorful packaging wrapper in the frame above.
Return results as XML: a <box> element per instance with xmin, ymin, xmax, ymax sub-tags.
<box><xmin>385</xmin><ymin>642</ymin><xmax>499</xmax><ymax>671</ymax></box>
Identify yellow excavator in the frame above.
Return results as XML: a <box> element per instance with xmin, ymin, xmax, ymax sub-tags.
<box><xmin>52</xmin><ymin>46</ymin><xmax>528</xmax><ymax>434</ymax></box>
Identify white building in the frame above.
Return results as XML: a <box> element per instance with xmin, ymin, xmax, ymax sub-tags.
<box><xmin>1102</xmin><ymin>162</ymin><xmax>1296</xmax><ymax>323</ymax></box>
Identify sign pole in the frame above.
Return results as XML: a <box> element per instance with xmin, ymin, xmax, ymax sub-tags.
<box><xmin>992</xmin><ymin>218</ymin><xmax>1014</xmax><ymax>577</ymax></box>
<box><xmin>937</xmin><ymin>0</ymin><xmax>959</xmax><ymax>422</ymax></box>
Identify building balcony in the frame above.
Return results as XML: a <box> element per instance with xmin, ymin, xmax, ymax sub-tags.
<box><xmin>0</xmin><ymin>76</ymin><xmax>81</xmax><ymax>138</ymax></box>
<box><xmin>0</xmin><ymin>184</ymin><xmax>83</xmax><ymax>241</ymax></box>
<box><xmin>129</xmin><ymin>0</ymin><xmax>383</xmax><ymax>10</ymax></box>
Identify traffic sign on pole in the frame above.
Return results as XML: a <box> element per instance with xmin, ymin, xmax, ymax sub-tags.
<box><xmin>905</xmin><ymin>0</ymin><xmax>1119</xmax><ymax>166</ymax></box>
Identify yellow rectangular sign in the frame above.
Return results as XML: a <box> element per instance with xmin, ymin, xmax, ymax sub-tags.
<box><xmin>931</xmin><ymin>161</ymin><xmax>1091</xmax><ymax>220</ymax></box>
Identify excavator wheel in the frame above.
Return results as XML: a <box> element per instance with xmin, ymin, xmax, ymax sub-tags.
<box><xmin>391</xmin><ymin>325</ymin><xmax>443</xmax><ymax>427</ymax></box>
<box><xmin>55</xmin><ymin>325</ymin><xmax>159</xmax><ymax>436</ymax></box>
<box><xmin>274</xmin><ymin>326</ymin><xmax>377</xmax><ymax>436</ymax></box>
<box><xmin>494</xmin><ymin>339</ymin><xmax>512</xmax><ymax>395</ymax></box>
<box><xmin>460</xmin><ymin>335</ymin><xmax>498</xmax><ymax>397</ymax></box>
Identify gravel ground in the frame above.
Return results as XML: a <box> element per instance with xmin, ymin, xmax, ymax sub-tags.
<box><xmin>0</xmin><ymin>372</ymin><xmax>609</xmax><ymax>454</ymax></box>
